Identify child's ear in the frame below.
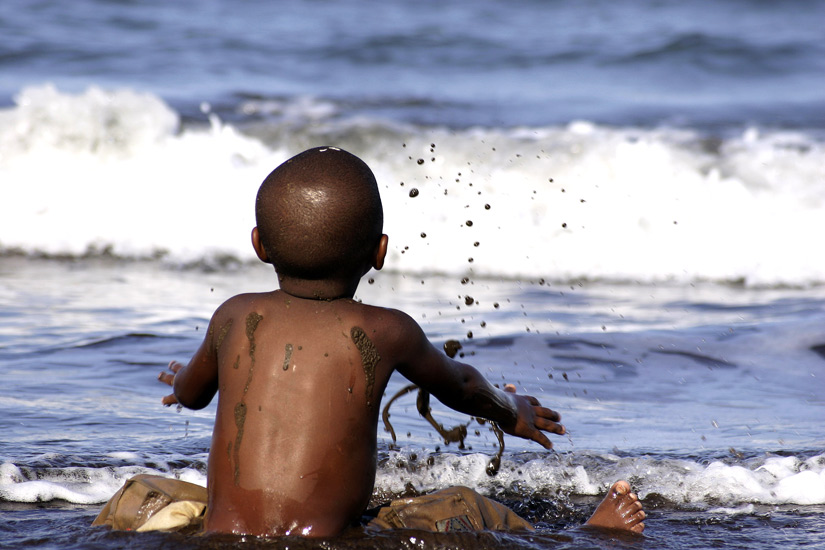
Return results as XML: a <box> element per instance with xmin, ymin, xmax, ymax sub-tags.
<box><xmin>372</xmin><ymin>234</ymin><xmax>389</xmax><ymax>270</ymax></box>
<box><xmin>251</xmin><ymin>227</ymin><xmax>269</xmax><ymax>263</ymax></box>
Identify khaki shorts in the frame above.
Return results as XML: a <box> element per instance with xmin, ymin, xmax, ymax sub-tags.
<box><xmin>92</xmin><ymin>474</ymin><xmax>533</xmax><ymax>534</ymax></box>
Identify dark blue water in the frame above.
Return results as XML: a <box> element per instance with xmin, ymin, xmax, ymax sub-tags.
<box><xmin>2</xmin><ymin>0</ymin><xmax>824</xmax><ymax>130</ymax></box>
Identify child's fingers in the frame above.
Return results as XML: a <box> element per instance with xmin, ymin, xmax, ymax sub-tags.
<box><xmin>505</xmin><ymin>386</ymin><xmax>547</xmax><ymax>411</ymax></box>
<box><xmin>531</xmin><ymin>404</ymin><xmax>565</xmax><ymax>435</ymax></box>
<box><xmin>159</xmin><ymin>361</ymin><xmax>184</xmax><ymax>386</ymax></box>
<box><xmin>536</xmin><ymin>405</ymin><xmax>562</xmax><ymax>422</ymax></box>
<box><xmin>530</xmin><ymin>430</ymin><xmax>553</xmax><ymax>450</ymax></box>
<box><xmin>536</xmin><ymin>417</ymin><xmax>566</xmax><ymax>436</ymax></box>
<box><xmin>161</xmin><ymin>393</ymin><xmax>179</xmax><ymax>406</ymax></box>
<box><xmin>505</xmin><ymin>391</ymin><xmax>566</xmax><ymax>446</ymax></box>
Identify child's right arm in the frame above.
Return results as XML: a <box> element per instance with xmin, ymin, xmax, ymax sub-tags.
<box><xmin>158</xmin><ymin>310</ymin><xmax>225</xmax><ymax>410</ymax></box>
<box><xmin>388</xmin><ymin>310</ymin><xmax>565</xmax><ymax>449</ymax></box>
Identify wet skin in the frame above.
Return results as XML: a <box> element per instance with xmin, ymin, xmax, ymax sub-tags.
<box><xmin>585</xmin><ymin>480</ymin><xmax>646</xmax><ymax>533</ymax></box>
<box><xmin>159</xmin><ymin>289</ymin><xmax>565</xmax><ymax>537</ymax></box>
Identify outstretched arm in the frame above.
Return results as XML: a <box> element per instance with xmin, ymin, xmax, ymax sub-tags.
<box><xmin>158</xmin><ymin>318</ymin><xmax>220</xmax><ymax>410</ymax></box>
<box><xmin>391</xmin><ymin>312</ymin><xmax>565</xmax><ymax>449</ymax></box>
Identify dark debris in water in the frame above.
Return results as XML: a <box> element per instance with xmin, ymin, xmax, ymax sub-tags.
<box><xmin>381</xmin><ymin>375</ymin><xmax>505</xmax><ymax>476</ymax></box>
<box><xmin>810</xmin><ymin>344</ymin><xmax>825</xmax><ymax>360</ymax></box>
<box><xmin>652</xmin><ymin>349</ymin><xmax>736</xmax><ymax>369</ymax></box>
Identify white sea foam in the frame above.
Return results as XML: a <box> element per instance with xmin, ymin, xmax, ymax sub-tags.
<box><xmin>0</xmin><ymin>462</ymin><xmax>159</xmax><ymax>504</ymax></box>
<box><xmin>2</xmin><ymin>85</ymin><xmax>824</xmax><ymax>286</ymax></box>
<box><xmin>374</xmin><ymin>451</ymin><xmax>825</xmax><ymax>507</ymax></box>
<box><xmin>3</xmin><ymin>452</ymin><xmax>822</xmax><ymax>506</ymax></box>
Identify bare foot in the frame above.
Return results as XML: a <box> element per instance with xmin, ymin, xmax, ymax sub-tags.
<box><xmin>585</xmin><ymin>480</ymin><xmax>646</xmax><ymax>533</ymax></box>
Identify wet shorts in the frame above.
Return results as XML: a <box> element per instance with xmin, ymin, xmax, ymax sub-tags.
<box><xmin>92</xmin><ymin>474</ymin><xmax>533</xmax><ymax>534</ymax></box>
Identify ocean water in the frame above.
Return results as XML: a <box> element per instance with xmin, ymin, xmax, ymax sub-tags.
<box><xmin>1</xmin><ymin>1</ymin><xmax>824</xmax><ymax>549</ymax></box>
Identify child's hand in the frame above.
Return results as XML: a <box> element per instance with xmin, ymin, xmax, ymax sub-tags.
<box><xmin>500</xmin><ymin>384</ymin><xmax>565</xmax><ymax>449</ymax></box>
<box><xmin>158</xmin><ymin>360</ymin><xmax>184</xmax><ymax>406</ymax></box>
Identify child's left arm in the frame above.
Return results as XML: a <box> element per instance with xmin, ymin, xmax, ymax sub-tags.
<box><xmin>388</xmin><ymin>310</ymin><xmax>565</xmax><ymax>449</ymax></box>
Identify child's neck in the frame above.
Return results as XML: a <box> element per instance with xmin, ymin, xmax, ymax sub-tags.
<box><xmin>277</xmin><ymin>274</ymin><xmax>360</xmax><ymax>301</ymax></box>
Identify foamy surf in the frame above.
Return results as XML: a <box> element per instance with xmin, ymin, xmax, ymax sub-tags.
<box><xmin>378</xmin><ymin>450</ymin><xmax>825</xmax><ymax>508</ymax></box>
<box><xmin>2</xmin><ymin>85</ymin><xmax>824</xmax><ymax>287</ymax></box>
<box><xmin>2</xmin><ymin>451</ymin><xmax>823</xmax><ymax>508</ymax></box>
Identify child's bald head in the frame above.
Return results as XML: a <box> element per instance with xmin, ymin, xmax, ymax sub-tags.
<box><xmin>255</xmin><ymin>147</ymin><xmax>384</xmax><ymax>281</ymax></box>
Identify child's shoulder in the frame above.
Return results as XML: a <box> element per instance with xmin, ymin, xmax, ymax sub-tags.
<box><xmin>348</xmin><ymin>302</ymin><xmax>428</xmax><ymax>348</ymax></box>
<box><xmin>207</xmin><ymin>292</ymin><xmax>423</xmax><ymax>339</ymax></box>
<box><xmin>218</xmin><ymin>291</ymin><xmax>271</xmax><ymax>308</ymax></box>
<box><xmin>208</xmin><ymin>291</ymin><xmax>275</xmax><ymax>322</ymax></box>
<box><xmin>347</xmin><ymin>300</ymin><xmax>416</xmax><ymax>326</ymax></box>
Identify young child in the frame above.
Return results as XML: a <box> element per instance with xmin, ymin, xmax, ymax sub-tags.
<box><xmin>96</xmin><ymin>146</ymin><xmax>645</xmax><ymax>537</ymax></box>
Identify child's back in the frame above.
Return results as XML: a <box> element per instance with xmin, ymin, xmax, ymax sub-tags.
<box><xmin>196</xmin><ymin>291</ymin><xmax>423</xmax><ymax>536</ymax></box>
<box><xmin>158</xmin><ymin>147</ymin><xmax>643</xmax><ymax>537</ymax></box>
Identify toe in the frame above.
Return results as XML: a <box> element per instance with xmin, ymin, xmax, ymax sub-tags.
<box><xmin>612</xmin><ymin>480</ymin><xmax>631</xmax><ymax>496</ymax></box>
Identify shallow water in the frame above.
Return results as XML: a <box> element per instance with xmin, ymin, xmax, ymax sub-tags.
<box><xmin>3</xmin><ymin>503</ymin><xmax>824</xmax><ymax>550</ymax></box>
<box><xmin>1</xmin><ymin>259</ymin><xmax>824</xmax><ymax>549</ymax></box>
